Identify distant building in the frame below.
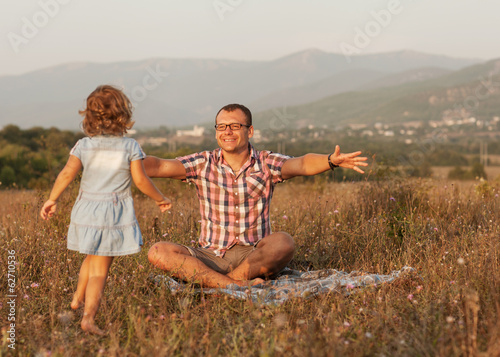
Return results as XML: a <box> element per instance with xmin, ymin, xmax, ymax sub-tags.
<box><xmin>176</xmin><ymin>125</ymin><xmax>205</xmax><ymax>137</ymax></box>
<box><xmin>253</xmin><ymin>129</ymin><xmax>262</xmax><ymax>143</ymax></box>
<box><xmin>137</xmin><ymin>137</ymin><xmax>168</xmax><ymax>146</ymax></box>
<box><xmin>349</xmin><ymin>123</ymin><xmax>367</xmax><ymax>130</ymax></box>
<box><xmin>402</xmin><ymin>121</ymin><xmax>423</xmax><ymax>129</ymax></box>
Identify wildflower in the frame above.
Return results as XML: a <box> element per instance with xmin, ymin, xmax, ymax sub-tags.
<box><xmin>31</xmin><ymin>283</ymin><xmax>39</xmax><ymax>288</ymax></box>
<box><xmin>416</xmin><ymin>285</ymin><xmax>423</xmax><ymax>292</ymax></box>
<box><xmin>191</xmin><ymin>240</ymin><xmax>196</xmax><ymax>243</ymax></box>
<box><xmin>390</xmin><ymin>197</ymin><xmax>396</xmax><ymax>202</ymax></box>
<box><xmin>57</xmin><ymin>311</ymin><xmax>74</xmax><ymax>325</ymax></box>
<box><xmin>138</xmin><ymin>265</ymin><xmax>144</xmax><ymax>270</ymax></box>
<box><xmin>446</xmin><ymin>316</ymin><xmax>455</xmax><ymax>323</ymax></box>
<box><xmin>333</xmin><ymin>209</ymin><xmax>339</xmax><ymax>214</ymax></box>
<box><xmin>343</xmin><ymin>321</ymin><xmax>351</xmax><ymax>327</ymax></box>
<box><xmin>162</xmin><ymin>233</ymin><xmax>168</xmax><ymax>237</ymax></box>
<box><xmin>407</xmin><ymin>294</ymin><xmax>414</xmax><ymax>301</ymax></box>
<box><xmin>24</xmin><ymin>294</ymin><xmax>29</xmax><ymax>299</ymax></box>
<box><xmin>336</xmin><ymin>223</ymin><xmax>341</xmax><ymax>227</ymax></box>
<box><xmin>159</xmin><ymin>315</ymin><xmax>165</xmax><ymax>320</ymax></box>
<box><xmin>450</xmin><ymin>281</ymin><xmax>455</xmax><ymax>285</ymax></box>
<box><xmin>282</xmin><ymin>215</ymin><xmax>288</xmax><ymax>220</ymax></box>
<box><xmin>346</xmin><ymin>284</ymin><xmax>355</xmax><ymax>290</ymax></box>
<box><xmin>273</xmin><ymin>313</ymin><xmax>287</xmax><ymax>328</ymax></box>
<box><xmin>434</xmin><ymin>227</ymin><xmax>438</xmax><ymax>231</ymax></box>
<box><xmin>365</xmin><ymin>332</ymin><xmax>373</xmax><ymax>338</ymax></box>
<box><xmin>457</xmin><ymin>257</ymin><xmax>465</xmax><ymax>265</ymax></box>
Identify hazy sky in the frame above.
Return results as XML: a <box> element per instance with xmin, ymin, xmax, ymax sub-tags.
<box><xmin>2</xmin><ymin>0</ymin><xmax>499</xmax><ymax>76</ymax></box>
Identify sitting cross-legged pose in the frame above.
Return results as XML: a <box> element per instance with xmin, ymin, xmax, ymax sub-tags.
<box><xmin>145</xmin><ymin>103</ymin><xmax>367</xmax><ymax>288</ymax></box>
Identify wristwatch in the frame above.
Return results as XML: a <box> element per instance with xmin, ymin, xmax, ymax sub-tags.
<box><xmin>327</xmin><ymin>153</ymin><xmax>339</xmax><ymax>170</ymax></box>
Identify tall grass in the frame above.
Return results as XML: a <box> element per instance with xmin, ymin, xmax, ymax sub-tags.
<box><xmin>1</xmin><ymin>178</ymin><xmax>499</xmax><ymax>356</ymax></box>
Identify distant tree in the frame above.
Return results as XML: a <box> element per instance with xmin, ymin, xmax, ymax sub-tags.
<box><xmin>470</xmin><ymin>162</ymin><xmax>487</xmax><ymax>180</ymax></box>
<box><xmin>406</xmin><ymin>162</ymin><xmax>433</xmax><ymax>178</ymax></box>
<box><xmin>0</xmin><ymin>165</ymin><xmax>16</xmax><ymax>187</ymax></box>
<box><xmin>448</xmin><ymin>166</ymin><xmax>471</xmax><ymax>180</ymax></box>
<box><xmin>0</xmin><ymin>125</ymin><xmax>22</xmax><ymax>145</ymax></box>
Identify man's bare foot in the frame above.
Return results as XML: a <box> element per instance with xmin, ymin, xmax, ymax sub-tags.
<box><xmin>250</xmin><ymin>278</ymin><xmax>264</xmax><ymax>286</ymax></box>
<box><xmin>231</xmin><ymin>278</ymin><xmax>264</xmax><ymax>288</ymax></box>
<box><xmin>70</xmin><ymin>295</ymin><xmax>84</xmax><ymax>310</ymax></box>
<box><xmin>81</xmin><ymin>316</ymin><xmax>105</xmax><ymax>336</ymax></box>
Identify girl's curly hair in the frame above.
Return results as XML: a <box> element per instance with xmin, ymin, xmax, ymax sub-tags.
<box><xmin>79</xmin><ymin>85</ymin><xmax>134</xmax><ymax>136</ymax></box>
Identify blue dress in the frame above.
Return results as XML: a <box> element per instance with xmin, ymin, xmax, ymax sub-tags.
<box><xmin>67</xmin><ymin>136</ymin><xmax>145</xmax><ymax>256</ymax></box>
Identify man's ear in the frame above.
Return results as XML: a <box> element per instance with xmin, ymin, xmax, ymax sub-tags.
<box><xmin>248</xmin><ymin>125</ymin><xmax>254</xmax><ymax>139</ymax></box>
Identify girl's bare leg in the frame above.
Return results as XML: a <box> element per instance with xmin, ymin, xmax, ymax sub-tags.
<box><xmin>71</xmin><ymin>255</ymin><xmax>91</xmax><ymax>310</ymax></box>
<box><xmin>81</xmin><ymin>255</ymin><xmax>114</xmax><ymax>335</ymax></box>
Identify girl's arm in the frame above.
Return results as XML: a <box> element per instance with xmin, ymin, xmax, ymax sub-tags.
<box><xmin>131</xmin><ymin>159</ymin><xmax>172</xmax><ymax>212</ymax></box>
<box><xmin>40</xmin><ymin>155</ymin><xmax>82</xmax><ymax>220</ymax></box>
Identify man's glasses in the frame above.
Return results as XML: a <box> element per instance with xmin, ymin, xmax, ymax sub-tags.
<box><xmin>214</xmin><ymin>123</ymin><xmax>251</xmax><ymax>131</ymax></box>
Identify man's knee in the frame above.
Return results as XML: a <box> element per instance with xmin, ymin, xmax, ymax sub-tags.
<box><xmin>148</xmin><ymin>243</ymin><xmax>162</xmax><ymax>265</ymax></box>
<box><xmin>277</xmin><ymin>232</ymin><xmax>294</xmax><ymax>255</ymax></box>
<box><xmin>148</xmin><ymin>242</ymin><xmax>187</xmax><ymax>265</ymax></box>
<box><xmin>263</xmin><ymin>232</ymin><xmax>294</xmax><ymax>260</ymax></box>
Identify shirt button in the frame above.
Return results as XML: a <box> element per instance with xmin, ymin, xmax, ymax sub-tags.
<box><xmin>236</xmin><ymin>220</ymin><xmax>239</xmax><ymax>223</ymax></box>
<box><xmin>236</xmin><ymin>206</ymin><xmax>239</xmax><ymax>209</ymax></box>
<box><xmin>235</xmin><ymin>193</ymin><xmax>238</xmax><ymax>195</ymax></box>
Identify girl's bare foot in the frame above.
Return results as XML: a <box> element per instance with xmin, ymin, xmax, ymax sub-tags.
<box><xmin>81</xmin><ymin>316</ymin><xmax>105</xmax><ymax>336</ymax></box>
<box><xmin>70</xmin><ymin>295</ymin><xmax>84</xmax><ymax>310</ymax></box>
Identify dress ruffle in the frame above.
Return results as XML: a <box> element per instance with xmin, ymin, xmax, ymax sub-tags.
<box><xmin>67</xmin><ymin>190</ymin><xmax>142</xmax><ymax>256</ymax></box>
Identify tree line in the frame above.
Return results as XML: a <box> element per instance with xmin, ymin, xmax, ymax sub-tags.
<box><xmin>0</xmin><ymin>125</ymin><xmax>489</xmax><ymax>189</ymax></box>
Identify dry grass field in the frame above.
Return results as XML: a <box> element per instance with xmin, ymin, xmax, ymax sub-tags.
<box><xmin>1</xmin><ymin>178</ymin><xmax>499</xmax><ymax>356</ymax></box>
<box><xmin>431</xmin><ymin>166</ymin><xmax>500</xmax><ymax>180</ymax></box>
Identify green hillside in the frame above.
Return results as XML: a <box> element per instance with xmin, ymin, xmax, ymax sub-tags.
<box><xmin>254</xmin><ymin>58</ymin><xmax>500</xmax><ymax>129</ymax></box>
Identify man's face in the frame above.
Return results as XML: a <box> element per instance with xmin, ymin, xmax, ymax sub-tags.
<box><xmin>215</xmin><ymin>109</ymin><xmax>254</xmax><ymax>155</ymax></box>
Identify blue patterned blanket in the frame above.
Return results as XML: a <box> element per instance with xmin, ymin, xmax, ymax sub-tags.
<box><xmin>153</xmin><ymin>266</ymin><xmax>419</xmax><ymax>305</ymax></box>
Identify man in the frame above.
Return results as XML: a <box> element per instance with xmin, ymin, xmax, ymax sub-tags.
<box><xmin>144</xmin><ymin>104</ymin><xmax>368</xmax><ymax>288</ymax></box>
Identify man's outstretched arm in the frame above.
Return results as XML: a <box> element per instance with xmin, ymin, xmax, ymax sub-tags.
<box><xmin>143</xmin><ymin>156</ymin><xmax>187</xmax><ymax>180</ymax></box>
<box><xmin>281</xmin><ymin>145</ymin><xmax>368</xmax><ymax>180</ymax></box>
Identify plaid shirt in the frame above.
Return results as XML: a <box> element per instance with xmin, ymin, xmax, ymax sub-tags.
<box><xmin>177</xmin><ymin>145</ymin><xmax>291</xmax><ymax>256</ymax></box>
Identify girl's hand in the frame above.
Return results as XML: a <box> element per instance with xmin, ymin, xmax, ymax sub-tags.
<box><xmin>40</xmin><ymin>200</ymin><xmax>58</xmax><ymax>220</ymax></box>
<box><xmin>156</xmin><ymin>197</ymin><xmax>172</xmax><ymax>213</ymax></box>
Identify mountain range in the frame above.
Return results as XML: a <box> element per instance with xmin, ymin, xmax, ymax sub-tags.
<box><xmin>0</xmin><ymin>49</ymin><xmax>490</xmax><ymax>130</ymax></box>
<box><xmin>251</xmin><ymin>57</ymin><xmax>500</xmax><ymax>131</ymax></box>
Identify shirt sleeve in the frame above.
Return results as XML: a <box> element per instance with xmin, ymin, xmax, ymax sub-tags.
<box><xmin>69</xmin><ymin>139</ymin><xmax>83</xmax><ymax>159</ymax></box>
<box><xmin>264</xmin><ymin>151</ymin><xmax>292</xmax><ymax>184</ymax></box>
<box><xmin>176</xmin><ymin>151</ymin><xmax>208</xmax><ymax>182</ymax></box>
<box><xmin>130</xmin><ymin>139</ymin><xmax>146</xmax><ymax>161</ymax></box>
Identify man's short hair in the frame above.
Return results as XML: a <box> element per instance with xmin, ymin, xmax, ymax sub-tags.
<box><xmin>216</xmin><ymin>104</ymin><xmax>252</xmax><ymax>126</ymax></box>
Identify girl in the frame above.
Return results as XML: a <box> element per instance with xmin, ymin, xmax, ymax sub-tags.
<box><xmin>40</xmin><ymin>85</ymin><xmax>171</xmax><ymax>335</ymax></box>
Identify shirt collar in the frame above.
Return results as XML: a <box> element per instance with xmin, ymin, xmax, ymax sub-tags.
<box><xmin>215</xmin><ymin>143</ymin><xmax>257</xmax><ymax>165</ymax></box>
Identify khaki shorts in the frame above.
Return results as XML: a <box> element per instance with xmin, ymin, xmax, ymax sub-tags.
<box><xmin>185</xmin><ymin>241</ymin><xmax>261</xmax><ymax>274</ymax></box>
